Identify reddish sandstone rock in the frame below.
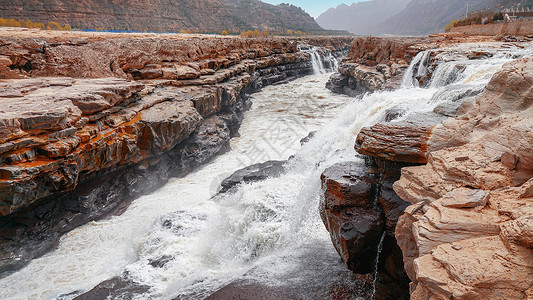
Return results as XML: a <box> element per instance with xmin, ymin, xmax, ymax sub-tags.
<box><xmin>0</xmin><ymin>34</ymin><xmax>348</xmax><ymax>217</ymax></box>
<box><xmin>356</xmin><ymin>113</ymin><xmax>447</xmax><ymax>164</ymax></box>
<box><xmin>0</xmin><ymin>35</ymin><xmax>352</xmax><ymax>79</ymax></box>
<box><xmin>327</xmin><ymin>36</ymin><xmax>428</xmax><ymax>96</ymax></box>
<box><xmin>394</xmin><ymin>56</ymin><xmax>533</xmax><ymax>299</ymax></box>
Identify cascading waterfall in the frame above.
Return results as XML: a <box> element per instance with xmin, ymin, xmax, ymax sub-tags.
<box><xmin>1</xmin><ymin>44</ymin><xmax>532</xmax><ymax>300</ymax></box>
<box><xmin>311</xmin><ymin>51</ymin><xmax>326</xmax><ymax>74</ymax></box>
<box><xmin>401</xmin><ymin>50</ymin><xmax>428</xmax><ymax>88</ymax></box>
<box><xmin>299</xmin><ymin>45</ymin><xmax>339</xmax><ymax>74</ymax></box>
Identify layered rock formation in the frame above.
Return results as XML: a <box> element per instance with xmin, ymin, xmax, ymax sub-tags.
<box><xmin>323</xmin><ymin>34</ymin><xmax>533</xmax><ymax>299</ymax></box>
<box><xmin>327</xmin><ymin>33</ymin><xmax>509</xmax><ymax>96</ymax></box>
<box><xmin>395</xmin><ymin>55</ymin><xmax>533</xmax><ymax>299</ymax></box>
<box><xmin>327</xmin><ymin>36</ymin><xmax>427</xmax><ymax>96</ymax></box>
<box><xmin>0</xmin><ymin>31</ymin><xmax>352</xmax><ymax>275</ymax></box>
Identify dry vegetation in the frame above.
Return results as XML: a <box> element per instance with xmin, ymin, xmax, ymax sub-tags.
<box><xmin>0</xmin><ymin>18</ymin><xmax>71</xmax><ymax>30</ymax></box>
<box><xmin>444</xmin><ymin>11</ymin><xmax>505</xmax><ymax>31</ymax></box>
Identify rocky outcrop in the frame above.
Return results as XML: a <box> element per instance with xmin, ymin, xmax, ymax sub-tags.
<box><xmin>322</xmin><ymin>36</ymin><xmax>533</xmax><ymax>299</ymax></box>
<box><xmin>320</xmin><ymin>161</ymin><xmax>383</xmax><ymax>274</ymax></box>
<box><xmin>0</xmin><ymin>34</ymin><xmax>351</xmax><ymax>80</ymax></box>
<box><xmin>327</xmin><ymin>36</ymin><xmax>427</xmax><ymax>96</ymax></box>
<box><xmin>356</xmin><ymin>112</ymin><xmax>448</xmax><ymax>164</ymax></box>
<box><xmin>394</xmin><ymin>56</ymin><xmax>533</xmax><ymax>299</ymax></box>
<box><xmin>218</xmin><ymin>160</ymin><xmax>286</xmax><ymax>194</ymax></box>
<box><xmin>320</xmin><ymin>158</ymin><xmax>413</xmax><ymax>299</ymax></box>
<box><xmin>0</xmin><ymin>33</ymin><xmax>353</xmax><ymax>275</ymax></box>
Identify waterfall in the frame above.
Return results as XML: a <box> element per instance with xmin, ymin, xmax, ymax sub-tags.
<box><xmin>401</xmin><ymin>50</ymin><xmax>426</xmax><ymax>88</ymax></box>
<box><xmin>298</xmin><ymin>44</ymin><xmax>339</xmax><ymax>75</ymax></box>
<box><xmin>401</xmin><ymin>50</ymin><xmax>433</xmax><ymax>88</ymax></box>
<box><xmin>311</xmin><ymin>51</ymin><xmax>326</xmax><ymax>74</ymax></box>
<box><xmin>2</xmin><ymin>45</ymin><xmax>532</xmax><ymax>300</ymax></box>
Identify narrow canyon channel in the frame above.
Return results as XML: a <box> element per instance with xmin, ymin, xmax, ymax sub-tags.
<box><xmin>1</xmin><ymin>44</ymin><xmax>531</xmax><ymax>300</ymax></box>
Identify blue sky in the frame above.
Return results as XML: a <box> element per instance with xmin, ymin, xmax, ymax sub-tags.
<box><xmin>262</xmin><ymin>0</ymin><xmax>367</xmax><ymax>18</ymax></box>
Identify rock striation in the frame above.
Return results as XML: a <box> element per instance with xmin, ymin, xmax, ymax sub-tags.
<box><xmin>0</xmin><ymin>0</ymin><xmax>327</xmax><ymax>34</ymax></box>
<box><xmin>324</xmin><ymin>35</ymin><xmax>533</xmax><ymax>299</ymax></box>
<box><xmin>0</xmin><ymin>32</ymin><xmax>353</xmax><ymax>275</ymax></box>
<box><xmin>327</xmin><ymin>36</ymin><xmax>428</xmax><ymax>96</ymax></box>
<box><xmin>320</xmin><ymin>158</ymin><xmax>413</xmax><ymax>299</ymax></box>
<box><xmin>394</xmin><ymin>55</ymin><xmax>533</xmax><ymax>299</ymax></box>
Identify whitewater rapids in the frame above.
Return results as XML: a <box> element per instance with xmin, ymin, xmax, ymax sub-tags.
<box><xmin>1</xmin><ymin>43</ymin><xmax>531</xmax><ymax>300</ymax></box>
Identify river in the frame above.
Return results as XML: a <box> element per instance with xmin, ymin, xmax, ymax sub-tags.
<box><xmin>1</xmin><ymin>43</ymin><xmax>531</xmax><ymax>300</ymax></box>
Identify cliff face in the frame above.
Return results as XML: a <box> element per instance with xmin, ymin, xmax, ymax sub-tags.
<box><xmin>394</xmin><ymin>55</ymin><xmax>533</xmax><ymax>299</ymax></box>
<box><xmin>1</xmin><ymin>0</ymin><xmax>240</xmax><ymax>32</ymax></box>
<box><xmin>221</xmin><ymin>0</ymin><xmax>323</xmax><ymax>33</ymax></box>
<box><xmin>0</xmin><ymin>0</ymin><xmax>325</xmax><ymax>33</ymax></box>
<box><xmin>0</xmin><ymin>30</ymin><xmax>352</xmax><ymax>275</ymax></box>
<box><xmin>323</xmin><ymin>34</ymin><xmax>533</xmax><ymax>299</ymax></box>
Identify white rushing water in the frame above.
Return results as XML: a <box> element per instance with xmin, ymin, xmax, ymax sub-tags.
<box><xmin>1</xmin><ymin>43</ymin><xmax>532</xmax><ymax>300</ymax></box>
<box><xmin>303</xmin><ymin>46</ymin><xmax>339</xmax><ymax>74</ymax></box>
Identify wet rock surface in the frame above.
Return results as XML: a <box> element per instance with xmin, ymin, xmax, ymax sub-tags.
<box><xmin>73</xmin><ymin>277</ymin><xmax>150</xmax><ymax>300</ymax></box>
<box><xmin>218</xmin><ymin>160</ymin><xmax>286</xmax><ymax>194</ymax></box>
<box><xmin>320</xmin><ymin>161</ymin><xmax>382</xmax><ymax>273</ymax></box>
<box><xmin>320</xmin><ymin>160</ymin><xmax>411</xmax><ymax>299</ymax></box>
<box><xmin>0</xmin><ymin>34</ymin><xmax>352</xmax><ymax>276</ymax></box>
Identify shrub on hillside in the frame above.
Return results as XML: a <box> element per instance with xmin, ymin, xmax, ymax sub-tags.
<box><xmin>0</xmin><ymin>17</ymin><xmax>69</xmax><ymax>30</ymax></box>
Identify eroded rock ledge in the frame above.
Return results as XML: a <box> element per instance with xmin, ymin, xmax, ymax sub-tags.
<box><xmin>323</xmin><ymin>35</ymin><xmax>533</xmax><ymax>299</ymax></box>
<box><xmin>0</xmin><ymin>33</ymin><xmax>352</xmax><ymax>275</ymax></box>
<box><xmin>326</xmin><ymin>34</ymin><xmax>503</xmax><ymax>96</ymax></box>
<box><xmin>394</xmin><ymin>55</ymin><xmax>533</xmax><ymax>300</ymax></box>
<box><xmin>326</xmin><ymin>36</ymin><xmax>426</xmax><ymax>96</ymax></box>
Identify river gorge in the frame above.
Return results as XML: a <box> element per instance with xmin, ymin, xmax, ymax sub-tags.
<box><xmin>0</xmin><ymin>29</ymin><xmax>532</xmax><ymax>299</ymax></box>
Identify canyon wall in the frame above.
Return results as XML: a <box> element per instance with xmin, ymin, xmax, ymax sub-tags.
<box><xmin>0</xmin><ymin>0</ymin><xmax>325</xmax><ymax>33</ymax></box>
<box><xmin>322</xmin><ymin>35</ymin><xmax>533</xmax><ymax>299</ymax></box>
<box><xmin>0</xmin><ymin>31</ymin><xmax>352</xmax><ymax>275</ymax></box>
<box><xmin>326</xmin><ymin>36</ymin><xmax>426</xmax><ymax>96</ymax></box>
<box><xmin>326</xmin><ymin>34</ymin><xmax>507</xmax><ymax>97</ymax></box>
<box><xmin>394</xmin><ymin>54</ymin><xmax>533</xmax><ymax>300</ymax></box>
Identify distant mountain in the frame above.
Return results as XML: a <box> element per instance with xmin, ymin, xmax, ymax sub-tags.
<box><xmin>0</xmin><ymin>0</ymin><xmax>329</xmax><ymax>34</ymax></box>
<box><xmin>221</xmin><ymin>0</ymin><xmax>324</xmax><ymax>33</ymax></box>
<box><xmin>316</xmin><ymin>0</ymin><xmax>410</xmax><ymax>35</ymax></box>
<box><xmin>318</xmin><ymin>0</ymin><xmax>533</xmax><ymax>36</ymax></box>
<box><xmin>491</xmin><ymin>0</ymin><xmax>533</xmax><ymax>8</ymax></box>
<box><xmin>376</xmin><ymin>0</ymin><xmax>488</xmax><ymax>35</ymax></box>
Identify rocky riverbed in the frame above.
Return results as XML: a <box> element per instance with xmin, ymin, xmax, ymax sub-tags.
<box><xmin>1</xmin><ymin>27</ymin><xmax>533</xmax><ymax>300</ymax></box>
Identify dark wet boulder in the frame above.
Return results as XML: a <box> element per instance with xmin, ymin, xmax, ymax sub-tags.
<box><xmin>320</xmin><ymin>161</ymin><xmax>384</xmax><ymax>274</ymax></box>
<box><xmin>219</xmin><ymin>160</ymin><xmax>286</xmax><ymax>193</ymax></box>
